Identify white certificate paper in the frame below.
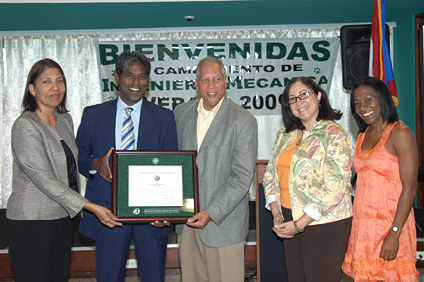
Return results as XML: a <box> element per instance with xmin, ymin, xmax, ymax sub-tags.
<box><xmin>128</xmin><ymin>165</ymin><xmax>183</xmax><ymax>207</ymax></box>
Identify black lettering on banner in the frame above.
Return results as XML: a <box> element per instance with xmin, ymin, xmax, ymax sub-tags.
<box><xmin>240</xmin><ymin>94</ymin><xmax>280</xmax><ymax>111</ymax></box>
<box><xmin>240</xmin><ymin>96</ymin><xmax>251</xmax><ymax>109</ymax></box>
<box><xmin>252</xmin><ymin>95</ymin><xmax>264</xmax><ymax>109</ymax></box>
<box><xmin>172</xmin><ymin>97</ymin><xmax>185</xmax><ymax>110</ymax></box>
<box><xmin>265</xmin><ymin>94</ymin><xmax>277</xmax><ymax>110</ymax></box>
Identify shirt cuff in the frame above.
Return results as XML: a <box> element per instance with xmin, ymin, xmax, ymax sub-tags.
<box><xmin>265</xmin><ymin>195</ymin><xmax>277</xmax><ymax>210</ymax></box>
<box><xmin>303</xmin><ymin>204</ymin><xmax>322</xmax><ymax>221</ymax></box>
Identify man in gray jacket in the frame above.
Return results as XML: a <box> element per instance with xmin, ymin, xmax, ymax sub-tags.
<box><xmin>174</xmin><ymin>56</ymin><xmax>258</xmax><ymax>282</ymax></box>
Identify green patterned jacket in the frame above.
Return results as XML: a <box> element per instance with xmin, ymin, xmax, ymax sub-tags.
<box><xmin>263</xmin><ymin>120</ymin><xmax>354</xmax><ymax>225</ymax></box>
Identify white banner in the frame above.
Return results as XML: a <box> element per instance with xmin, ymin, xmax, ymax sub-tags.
<box><xmin>97</xmin><ymin>38</ymin><xmax>339</xmax><ymax>115</ymax></box>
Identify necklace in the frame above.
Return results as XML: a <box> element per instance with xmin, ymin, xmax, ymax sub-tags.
<box><xmin>368</xmin><ymin>123</ymin><xmax>387</xmax><ymax>135</ymax></box>
<box><xmin>37</xmin><ymin>111</ymin><xmax>57</xmax><ymax>120</ymax></box>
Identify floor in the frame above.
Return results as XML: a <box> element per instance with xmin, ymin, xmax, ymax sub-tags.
<box><xmin>68</xmin><ymin>268</ymin><xmax>256</xmax><ymax>282</ymax></box>
<box><xmin>340</xmin><ymin>270</ymin><xmax>424</xmax><ymax>282</ymax></box>
<box><xmin>63</xmin><ymin>210</ymin><xmax>424</xmax><ymax>281</ymax></box>
<box><xmin>67</xmin><ymin>269</ymin><xmax>424</xmax><ymax>282</ymax></box>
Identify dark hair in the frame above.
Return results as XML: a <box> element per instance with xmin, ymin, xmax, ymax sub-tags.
<box><xmin>115</xmin><ymin>51</ymin><xmax>151</xmax><ymax>77</ymax></box>
<box><xmin>281</xmin><ymin>77</ymin><xmax>342</xmax><ymax>132</ymax></box>
<box><xmin>196</xmin><ymin>57</ymin><xmax>226</xmax><ymax>80</ymax></box>
<box><xmin>22</xmin><ymin>58</ymin><xmax>68</xmax><ymax>113</ymax></box>
<box><xmin>350</xmin><ymin>76</ymin><xmax>398</xmax><ymax>133</ymax></box>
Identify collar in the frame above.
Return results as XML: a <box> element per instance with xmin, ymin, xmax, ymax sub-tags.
<box><xmin>117</xmin><ymin>97</ymin><xmax>143</xmax><ymax>113</ymax></box>
<box><xmin>197</xmin><ymin>97</ymin><xmax>224</xmax><ymax>116</ymax></box>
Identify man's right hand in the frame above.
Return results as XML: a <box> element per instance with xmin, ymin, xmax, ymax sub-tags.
<box><xmin>90</xmin><ymin>147</ymin><xmax>114</xmax><ymax>182</ymax></box>
<box><xmin>186</xmin><ymin>210</ymin><xmax>212</xmax><ymax>229</ymax></box>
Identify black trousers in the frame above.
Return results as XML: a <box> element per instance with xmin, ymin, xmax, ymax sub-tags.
<box><xmin>281</xmin><ymin>207</ymin><xmax>352</xmax><ymax>282</ymax></box>
<box><xmin>7</xmin><ymin>216</ymin><xmax>73</xmax><ymax>282</ymax></box>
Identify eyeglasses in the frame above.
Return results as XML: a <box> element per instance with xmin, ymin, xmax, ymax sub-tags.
<box><xmin>287</xmin><ymin>92</ymin><xmax>312</xmax><ymax>105</ymax></box>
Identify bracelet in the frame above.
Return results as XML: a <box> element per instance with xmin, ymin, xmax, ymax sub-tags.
<box><xmin>94</xmin><ymin>205</ymin><xmax>100</xmax><ymax>216</ymax></box>
<box><xmin>293</xmin><ymin>220</ymin><xmax>304</xmax><ymax>233</ymax></box>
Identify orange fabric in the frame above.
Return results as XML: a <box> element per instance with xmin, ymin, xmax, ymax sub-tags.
<box><xmin>342</xmin><ymin>122</ymin><xmax>419</xmax><ymax>281</ymax></box>
<box><xmin>277</xmin><ymin>139</ymin><xmax>298</xmax><ymax>209</ymax></box>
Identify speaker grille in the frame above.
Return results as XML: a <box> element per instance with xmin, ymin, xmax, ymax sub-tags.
<box><xmin>340</xmin><ymin>24</ymin><xmax>390</xmax><ymax>90</ymax></box>
<box><xmin>346</xmin><ymin>44</ymin><xmax>370</xmax><ymax>88</ymax></box>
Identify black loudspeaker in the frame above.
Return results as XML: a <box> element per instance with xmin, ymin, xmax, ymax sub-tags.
<box><xmin>340</xmin><ymin>24</ymin><xmax>390</xmax><ymax>89</ymax></box>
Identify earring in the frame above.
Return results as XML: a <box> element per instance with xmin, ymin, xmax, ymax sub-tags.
<box><xmin>318</xmin><ymin>101</ymin><xmax>322</xmax><ymax>108</ymax></box>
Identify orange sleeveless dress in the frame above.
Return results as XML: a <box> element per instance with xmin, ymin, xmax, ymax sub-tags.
<box><xmin>342</xmin><ymin>122</ymin><xmax>419</xmax><ymax>281</ymax></box>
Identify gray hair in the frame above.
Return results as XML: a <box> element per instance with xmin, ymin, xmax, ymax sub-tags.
<box><xmin>196</xmin><ymin>57</ymin><xmax>226</xmax><ymax>80</ymax></box>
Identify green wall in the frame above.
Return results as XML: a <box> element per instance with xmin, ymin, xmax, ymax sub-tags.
<box><xmin>0</xmin><ymin>1</ymin><xmax>422</xmax><ymax>133</ymax></box>
<box><xmin>394</xmin><ymin>15</ymin><xmax>417</xmax><ymax>132</ymax></box>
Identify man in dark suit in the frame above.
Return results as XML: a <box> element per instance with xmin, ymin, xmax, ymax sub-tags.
<box><xmin>174</xmin><ymin>57</ymin><xmax>258</xmax><ymax>282</ymax></box>
<box><xmin>76</xmin><ymin>51</ymin><xmax>178</xmax><ymax>282</ymax></box>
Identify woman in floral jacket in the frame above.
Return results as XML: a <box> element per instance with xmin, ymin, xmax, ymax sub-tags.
<box><xmin>263</xmin><ymin>77</ymin><xmax>354</xmax><ymax>282</ymax></box>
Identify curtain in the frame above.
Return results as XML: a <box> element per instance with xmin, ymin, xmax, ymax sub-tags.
<box><xmin>0</xmin><ymin>26</ymin><xmax>357</xmax><ymax>208</ymax></box>
<box><xmin>0</xmin><ymin>42</ymin><xmax>5</xmax><ymax>208</ymax></box>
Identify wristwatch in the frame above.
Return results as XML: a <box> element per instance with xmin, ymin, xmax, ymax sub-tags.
<box><xmin>391</xmin><ymin>226</ymin><xmax>402</xmax><ymax>233</ymax></box>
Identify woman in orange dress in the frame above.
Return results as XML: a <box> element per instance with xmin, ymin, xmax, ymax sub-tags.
<box><xmin>342</xmin><ymin>77</ymin><xmax>419</xmax><ymax>281</ymax></box>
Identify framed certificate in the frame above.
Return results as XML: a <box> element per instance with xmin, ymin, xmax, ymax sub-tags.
<box><xmin>112</xmin><ymin>150</ymin><xmax>199</xmax><ymax>222</ymax></box>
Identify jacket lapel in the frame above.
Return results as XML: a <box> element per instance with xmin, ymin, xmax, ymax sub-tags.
<box><xmin>137</xmin><ymin>100</ymin><xmax>156</xmax><ymax>149</ymax></box>
<box><xmin>101</xmin><ymin>100</ymin><xmax>118</xmax><ymax>148</ymax></box>
<box><xmin>185</xmin><ymin>101</ymin><xmax>199</xmax><ymax>150</ymax></box>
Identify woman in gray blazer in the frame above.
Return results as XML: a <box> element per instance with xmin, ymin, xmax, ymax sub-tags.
<box><xmin>6</xmin><ymin>59</ymin><xmax>122</xmax><ymax>282</ymax></box>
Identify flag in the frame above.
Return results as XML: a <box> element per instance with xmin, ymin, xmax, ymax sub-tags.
<box><xmin>371</xmin><ymin>0</ymin><xmax>399</xmax><ymax>106</ymax></box>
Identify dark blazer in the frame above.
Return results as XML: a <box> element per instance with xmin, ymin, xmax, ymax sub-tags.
<box><xmin>174</xmin><ymin>98</ymin><xmax>258</xmax><ymax>247</ymax></box>
<box><xmin>76</xmin><ymin>99</ymin><xmax>178</xmax><ymax>240</ymax></box>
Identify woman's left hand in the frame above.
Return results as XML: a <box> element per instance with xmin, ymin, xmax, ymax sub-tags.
<box><xmin>273</xmin><ymin>214</ymin><xmax>313</xmax><ymax>238</ymax></box>
<box><xmin>273</xmin><ymin>221</ymin><xmax>297</xmax><ymax>238</ymax></box>
<box><xmin>84</xmin><ymin>202</ymin><xmax>122</xmax><ymax>228</ymax></box>
<box><xmin>380</xmin><ymin>231</ymin><xmax>400</xmax><ymax>261</ymax></box>
<box><xmin>94</xmin><ymin>205</ymin><xmax>123</xmax><ymax>228</ymax></box>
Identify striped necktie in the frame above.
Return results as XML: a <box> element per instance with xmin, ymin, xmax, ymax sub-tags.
<box><xmin>121</xmin><ymin>107</ymin><xmax>135</xmax><ymax>150</ymax></box>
